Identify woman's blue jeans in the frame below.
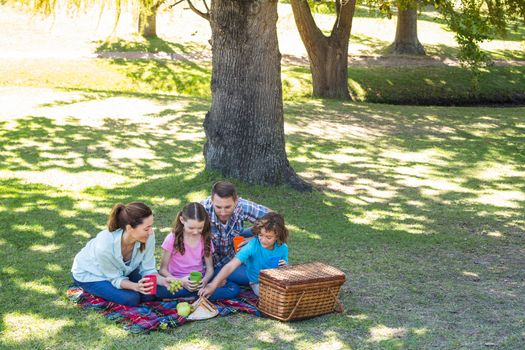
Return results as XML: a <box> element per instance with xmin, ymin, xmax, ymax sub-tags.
<box><xmin>73</xmin><ymin>269</ymin><xmax>159</xmax><ymax>306</ymax></box>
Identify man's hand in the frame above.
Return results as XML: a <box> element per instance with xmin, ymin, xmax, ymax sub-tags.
<box><xmin>238</xmin><ymin>236</ymin><xmax>254</xmax><ymax>249</ymax></box>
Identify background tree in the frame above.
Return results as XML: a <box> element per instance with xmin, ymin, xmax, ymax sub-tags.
<box><xmin>138</xmin><ymin>0</ymin><xmax>165</xmax><ymax>37</ymax></box>
<box><xmin>290</xmin><ymin>0</ymin><xmax>357</xmax><ymax>99</ymax></box>
<box><xmin>389</xmin><ymin>0</ymin><xmax>425</xmax><ymax>55</ymax></box>
<box><xmin>290</xmin><ymin>0</ymin><xmax>523</xmax><ymax>99</ymax></box>
<box><xmin>437</xmin><ymin>0</ymin><xmax>525</xmax><ymax>89</ymax></box>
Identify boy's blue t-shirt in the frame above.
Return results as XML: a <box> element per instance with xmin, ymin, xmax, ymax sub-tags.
<box><xmin>235</xmin><ymin>237</ymin><xmax>289</xmax><ymax>283</ymax></box>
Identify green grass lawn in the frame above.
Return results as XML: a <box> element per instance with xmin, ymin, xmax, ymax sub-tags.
<box><xmin>0</xmin><ymin>86</ymin><xmax>524</xmax><ymax>349</ymax></box>
<box><xmin>1</xmin><ymin>58</ymin><xmax>523</xmax><ymax>105</ymax></box>
<box><xmin>0</xmin><ymin>4</ymin><xmax>524</xmax><ymax>348</ymax></box>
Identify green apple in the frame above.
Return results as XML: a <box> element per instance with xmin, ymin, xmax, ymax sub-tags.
<box><xmin>176</xmin><ymin>302</ymin><xmax>191</xmax><ymax>317</ymax></box>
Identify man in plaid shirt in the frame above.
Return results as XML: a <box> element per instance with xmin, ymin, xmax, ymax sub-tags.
<box><xmin>201</xmin><ymin>181</ymin><xmax>270</xmax><ymax>285</ymax></box>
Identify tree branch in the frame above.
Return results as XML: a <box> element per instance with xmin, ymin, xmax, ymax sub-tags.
<box><xmin>331</xmin><ymin>0</ymin><xmax>356</xmax><ymax>40</ymax></box>
<box><xmin>186</xmin><ymin>0</ymin><xmax>210</xmax><ymax>21</ymax></box>
<box><xmin>290</xmin><ymin>0</ymin><xmax>327</xmax><ymax>50</ymax></box>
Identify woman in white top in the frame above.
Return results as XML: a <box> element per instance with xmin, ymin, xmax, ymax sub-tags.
<box><xmin>72</xmin><ymin>202</ymin><xmax>171</xmax><ymax>306</ymax></box>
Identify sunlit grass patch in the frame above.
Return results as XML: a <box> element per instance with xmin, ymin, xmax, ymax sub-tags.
<box><xmin>3</xmin><ymin>313</ymin><xmax>73</xmax><ymax>343</ymax></box>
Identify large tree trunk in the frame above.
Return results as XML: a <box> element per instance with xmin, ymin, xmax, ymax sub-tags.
<box><xmin>390</xmin><ymin>4</ymin><xmax>426</xmax><ymax>55</ymax></box>
<box><xmin>290</xmin><ymin>0</ymin><xmax>356</xmax><ymax>99</ymax></box>
<box><xmin>138</xmin><ymin>1</ymin><xmax>159</xmax><ymax>37</ymax></box>
<box><xmin>204</xmin><ymin>0</ymin><xmax>310</xmax><ymax>191</ymax></box>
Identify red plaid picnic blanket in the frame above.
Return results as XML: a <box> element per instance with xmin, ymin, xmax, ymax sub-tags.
<box><xmin>67</xmin><ymin>286</ymin><xmax>260</xmax><ymax>333</ymax></box>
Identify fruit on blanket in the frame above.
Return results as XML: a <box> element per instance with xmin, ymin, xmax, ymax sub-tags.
<box><xmin>177</xmin><ymin>302</ymin><xmax>192</xmax><ymax>317</ymax></box>
<box><xmin>168</xmin><ymin>279</ymin><xmax>183</xmax><ymax>293</ymax></box>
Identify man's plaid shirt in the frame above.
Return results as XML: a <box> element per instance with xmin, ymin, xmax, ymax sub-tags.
<box><xmin>201</xmin><ymin>196</ymin><xmax>269</xmax><ymax>269</ymax></box>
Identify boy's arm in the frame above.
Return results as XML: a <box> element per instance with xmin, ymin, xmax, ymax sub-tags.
<box><xmin>198</xmin><ymin>258</ymin><xmax>242</xmax><ymax>298</ymax></box>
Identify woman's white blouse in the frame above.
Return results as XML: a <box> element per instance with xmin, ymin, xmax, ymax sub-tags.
<box><xmin>71</xmin><ymin>228</ymin><xmax>157</xmax><ymax>289</ymax></box>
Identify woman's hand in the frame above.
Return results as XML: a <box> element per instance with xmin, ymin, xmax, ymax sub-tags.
<box><xmin>278</xmin><ymin>259</ymin><xmax>287</xmax><ymax>267</ymax></box>
<box><xmin>137</xmin><ymin>277</ymin><xmax>155</xmax><ymax>294</ymax></box>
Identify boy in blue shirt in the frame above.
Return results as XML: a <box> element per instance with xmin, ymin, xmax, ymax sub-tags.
<box><xmin>199</xmin><ymin>212</ymin><xmax>289</xmax><ymax>297</ymax></box>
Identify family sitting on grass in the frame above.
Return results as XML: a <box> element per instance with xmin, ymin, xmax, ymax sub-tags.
<box><xmin>71</xmin><ymin>181</ymin><xmax>289</xmax><ymax>306</ymax></box>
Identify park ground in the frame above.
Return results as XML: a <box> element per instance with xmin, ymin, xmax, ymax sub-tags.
<box><xmin>0</xmin><ymin>2</ymin><xmax>524</xmax><ymax>350</ymax></box>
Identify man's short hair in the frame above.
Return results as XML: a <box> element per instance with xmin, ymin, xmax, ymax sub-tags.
<box><xmin>211</xmin><ymin>181</ymin><xmax>237</xmax><ymax>199</ymax></box>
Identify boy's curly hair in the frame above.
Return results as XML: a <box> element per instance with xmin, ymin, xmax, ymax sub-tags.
<box><xmin>252</xmin><ymin>212</ymin><xmax>288</xmax><ymax>244</ymax></box>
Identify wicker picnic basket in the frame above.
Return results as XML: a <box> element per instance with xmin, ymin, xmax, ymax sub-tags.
<box><xmin>258</xmin><ymin>261</ymin><xmax>346</xmax><ymax>321</ymax></box>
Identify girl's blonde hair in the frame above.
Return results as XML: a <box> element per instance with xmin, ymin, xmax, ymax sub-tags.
<box><xmin>252</xmin><ymin>212</ymin><xmax>288</xmax><ymax>245</ymax></box>
<box><xmin>171</xmin><ymin>202</ymin><xmax>212</xmax><ymax>257</ymax></box>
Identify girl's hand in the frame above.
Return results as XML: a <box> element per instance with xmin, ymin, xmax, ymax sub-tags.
<box><xmin>198</xmin><ymin>284</ymin><xmax>216</xmax><ymax>299</ymax></box>
<box><xmin>137</xmin><ymin>277</ymin><xmax>154</xmax><ymax>294</ymax></box>
<box><xmin>162</xmin><ymin>276</ymin><xmax>175</xmax><ymax>288</ymax></box>
<box><xmin>278</xmin><ymin>259</ymin><xmax>287</xmax><ymax>267</ymax></box>
<box><xmin>165</xmin><ymin>277</ymin><xmax>184</xmax><ymax>293</ymax></box>
<box><xmin>182</xmin><ymin>276</ymin><xmax>199</xmax><ymax>292</ymax></box>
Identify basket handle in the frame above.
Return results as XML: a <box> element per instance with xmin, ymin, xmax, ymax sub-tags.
<box><xmin>329</xmin><ymin>288</ymin><xmax>344</xmax><ymax>313</ymax></box>
<box><xmin>262</xmin><ymin>291</ymin><xmax>306</xmax><ymax>322</ymax></box>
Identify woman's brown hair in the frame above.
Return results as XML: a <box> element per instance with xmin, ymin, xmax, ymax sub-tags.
<box><xmin>252</xmin><ymin>212</ymin><xmax>288</xmax><ymax>245</ymax></box>
<box><xmin>108</xmin><ymin>202</ymin><xmax>153</xmax><ymax>252</ymax></box>
<box><xmin>171</xmin><ymin>202</ymin><xmax>212</xmax><ymax>257</ymax></box>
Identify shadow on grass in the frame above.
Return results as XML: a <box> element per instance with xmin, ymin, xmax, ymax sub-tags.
<box><xmin>0</xmin><ymin>92</ymin><xmax>524</xmax><ymax>348</ymax></box>
<box><xmin>93</xmin><ymin>36</ymin><xmax>207</xmax><ymax>54</ymax></box>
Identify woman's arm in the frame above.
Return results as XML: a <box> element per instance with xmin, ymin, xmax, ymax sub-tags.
<box><xmin>198</xmin><ymin>258</ymin><xmax>242</xmax><ymax>298</ymax></box>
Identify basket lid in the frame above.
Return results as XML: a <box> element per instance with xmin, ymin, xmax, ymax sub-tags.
<box><xmin>259</xmin><ymin>261</ymin><xmax>346</xmax><ymax>286</ymax></box>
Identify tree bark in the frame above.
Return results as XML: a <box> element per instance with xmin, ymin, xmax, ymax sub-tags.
<box><xmin>204</xmin><ymin>0</ymin><xmax>310</xmax><ymax>191</ymax></box>
<box><xmin>290</xmin><ymin>0</ymin><xmax>356</xmax><ymax>99</ymax></box>
<box><xmin>390</xmin><ymin>4</ymin><xmax>426</xmax><ymax>55</ymax></box>
<box><xmin>138</xmin><ymin>1</ymin><xmax>159</xmax><ymax>37</ymax></box>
